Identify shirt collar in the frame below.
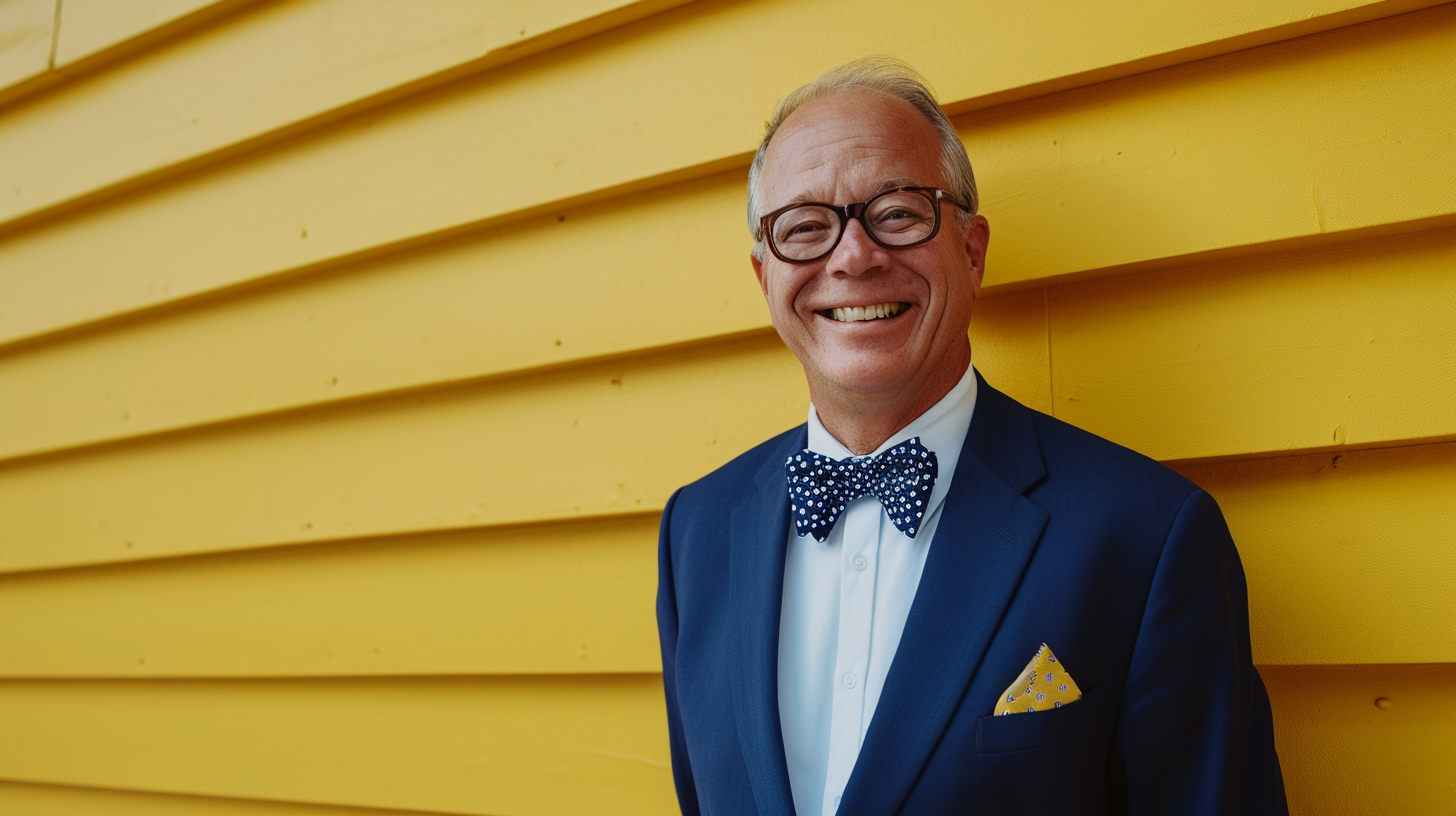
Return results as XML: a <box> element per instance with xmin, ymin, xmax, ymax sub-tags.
<box><xmin>805</xmin><ymin>362</ymin><xmax>979</xmax><ymax>520</ymax></box>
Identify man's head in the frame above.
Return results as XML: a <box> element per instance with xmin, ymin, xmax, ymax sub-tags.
<box><xmin>748</xmin><ymin>58</ymin><xmax>989</xmax><ymax>445</ymax></box>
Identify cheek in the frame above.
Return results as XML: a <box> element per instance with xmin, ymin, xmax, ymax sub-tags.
<box><xmin>768</xmin><ymin>281</ymin><xmax>794</xmax><ymax>317</ymax></box>
<box><xmin>770</xmin><ymin>271</ymin><xmax>814</xmax><ymax>315</ymax></box>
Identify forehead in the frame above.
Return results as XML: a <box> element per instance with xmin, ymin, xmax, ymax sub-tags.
<box><xmin>759</xmin><ymin>88</ymin><xmax>945</xmax><ymax>208</ymax></box>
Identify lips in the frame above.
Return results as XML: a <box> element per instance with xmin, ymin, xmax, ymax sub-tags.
<box><xmin>821</xmin><ymin>302</ymin><xmax>908</xmax><ymax>322</ymax></box>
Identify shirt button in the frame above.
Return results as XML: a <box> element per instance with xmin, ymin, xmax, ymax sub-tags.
<box><xmin>843</xmin><ymin>673</ymin><xmax>857</xmax><ymax>689</ymax></box>
<box><xmin>852</xmin><ymin>555</ymin><xmax>867</xmax><ymax>571</ymax></box>
<box><xmin>834</xmin><ymin>795</ymin><xmax>842</xmax><ymax>807</ymax></box>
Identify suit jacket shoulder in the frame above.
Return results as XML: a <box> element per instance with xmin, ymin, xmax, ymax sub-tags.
<box><xmin>1039</xmin><ymin>405</ymin><xmax>1199</xmax><ymax>526</ymax></box>
<box><xmin>670</xmin><ymin>423</ymin><xmax>806</xmax><ymax>528</ymax></box>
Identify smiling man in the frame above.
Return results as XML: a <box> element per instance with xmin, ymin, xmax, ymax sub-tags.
<box><xmin>656</xmin><ymin>58</ymin><xmax>1286</xmax><ymax>816</ymax></box>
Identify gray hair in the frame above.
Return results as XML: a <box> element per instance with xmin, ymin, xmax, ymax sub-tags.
<box><xmin>746</xmin><ymin>56</ymin><xmax>978</xmax><ymax>259</ymax></box>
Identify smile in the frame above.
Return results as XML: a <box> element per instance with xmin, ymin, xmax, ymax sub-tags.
<box><xmin>821</xmin><ymin>302</ymin><xmax>908</xmax><ymax>323</ymax></box>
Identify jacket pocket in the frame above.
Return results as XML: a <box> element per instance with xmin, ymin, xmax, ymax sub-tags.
<box><xmin>975</xmin><ymin>688</ymin><xmax>1102</xmax><ymax>755</ymax></box>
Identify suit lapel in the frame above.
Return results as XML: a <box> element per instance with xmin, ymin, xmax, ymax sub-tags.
<box><xmin>838</xmin><ymin>376</ymin><xmax>1050</xmax><ymax>816</ymax></box>
<box><xmin>728</xmin><ymin>427</ymin><xmax>804</xmax><ymax>816</ymax></box>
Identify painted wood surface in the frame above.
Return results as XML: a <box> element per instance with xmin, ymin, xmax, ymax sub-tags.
<box><xmin>1</xmin><ymin>1</ymin><xmax>1451</xmax><ymax>814</ymax></box>
<box><xmin>0</xmin><ymin>780</ymin><xmax>449</xmax><ymax>816</ymax></box>
<box><xmin>53</xmin><ymin>0</ymin><xmax>250</xmax><ymax>67</ymax></box>
<box><xmin>5</xmin><ymin>1</ymin><xmax>1456</xmax><ymax>348</ymax></box>
<box><xmin>0</xmin><ymin>675</ymin><xmax>676</xmax><ymax>816</ymax></box>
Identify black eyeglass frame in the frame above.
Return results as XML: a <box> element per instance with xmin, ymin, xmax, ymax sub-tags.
<box><xmin>758</xmin><ymin>186</ymin><xmax>973</xmax><ymax>264</ymax></box>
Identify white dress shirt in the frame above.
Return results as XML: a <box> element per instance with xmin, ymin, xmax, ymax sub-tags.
<box><xmin>777</xmin><ymin>363</ymin><xmax>979</xmax><ymax>816</ymax></box>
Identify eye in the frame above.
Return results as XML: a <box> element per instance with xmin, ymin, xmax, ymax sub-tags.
<box><xmin>871</xmin><ymin>207</ymin><xmax>929</xmax><ymax>232</ymax></box>
<box><xmin>867</xmin><ymin>192</ymin><xmax>936</xmax><ymax>235</ymax></box>
<box><xmin>774</xmin><ymin>206</ymin><xmax>837</xmax><ymax>244</ymax></box>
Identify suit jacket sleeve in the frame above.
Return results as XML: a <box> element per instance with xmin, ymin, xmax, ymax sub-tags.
<box><xmin>1115</xmin><ymin>489</ymin><xmax>1288</xmax><ymax>814</ymax></box>
<box><xmin>656</xmin><ymin>488</ymin><xmax>702</xmax><ymax>816</ymax></box>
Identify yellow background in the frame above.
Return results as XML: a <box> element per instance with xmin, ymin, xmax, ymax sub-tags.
<box><xmin>2</xmin><ymin>1</ymin><xmax>1453</xmax><ymax>813</ymax></box>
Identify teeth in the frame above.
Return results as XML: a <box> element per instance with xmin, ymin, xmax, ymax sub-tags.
<box><xmin>830</xmin><ymin>302</ymin><xmax>905</xmax><ymax>322</ymax></box>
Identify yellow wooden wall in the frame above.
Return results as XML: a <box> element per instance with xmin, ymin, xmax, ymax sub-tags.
<box><xmin>1</xmin><ymin>1</ymin><xmax>1453</xmax><ymax>813</ymax></box>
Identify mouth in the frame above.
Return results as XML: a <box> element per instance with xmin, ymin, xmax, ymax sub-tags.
<box><xmin>818</xmin><ymin>302</ymin><xmax>909</xmax><ymax>323</ymax></box>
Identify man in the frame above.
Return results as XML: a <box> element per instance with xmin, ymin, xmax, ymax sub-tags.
<box><xmin>656</xmin><ymin>58</ymin><xmax>1286</xmax><ymax>815</ymax></box>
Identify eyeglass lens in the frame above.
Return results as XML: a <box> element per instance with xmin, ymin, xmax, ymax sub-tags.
<box><xmin>770</xmin><ymin>190</ymin><xmax>939</xmax><ymax>261</ymax></box>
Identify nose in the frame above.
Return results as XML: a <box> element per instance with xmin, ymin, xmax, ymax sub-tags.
<box><xmin>825</xmin><ymin>216</ymin><xmax>890</xmax><ymax>277</ymax></box>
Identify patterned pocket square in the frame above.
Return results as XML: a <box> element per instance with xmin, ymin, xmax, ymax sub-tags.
<box><xmin>994</xmin><ymin>643</ymin><xmax>1083</xmax><ymax>716</ymax></box>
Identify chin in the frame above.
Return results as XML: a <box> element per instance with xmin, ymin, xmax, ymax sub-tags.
<box><xmin>816</xmin><ymin>358</ymin><xmax>917</xmax><ymax>397</ymax></box>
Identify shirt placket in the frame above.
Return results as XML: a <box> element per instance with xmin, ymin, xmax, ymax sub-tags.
<box><xmin>821</xmin><ymin>479</ymin><xmax>880</xmax><ymax>816</ymax></box>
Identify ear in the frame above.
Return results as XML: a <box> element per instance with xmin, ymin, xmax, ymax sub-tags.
<box><xmin>961</xmin><ymin>214</ymin><xmax>990</xmax><ymax>300</ymax></box>
<box><xmin>751</xmin><ymin>251</ymin><xmax>770</xmax><ymax>298</ymax></box>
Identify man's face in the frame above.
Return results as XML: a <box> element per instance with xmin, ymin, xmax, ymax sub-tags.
<box><xmin>751</xmin><ymin>89</ymin><xmax>989</xmax><ymax>409</ymax></box>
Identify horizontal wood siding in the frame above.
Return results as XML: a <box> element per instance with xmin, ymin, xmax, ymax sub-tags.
<box><xmin>0</xmin><ymin>780</ymin><xmax>451</xmax><ymax>816</ymax></box>
<box><xmin>2</xmin><ymin>1</ymin><xmax>1452</xmax><ymax>814</ymax></box>
<box><xmin>0</xmin><ymin>675</ymin><xmax>675</xmax><ymax>815</ymax></box>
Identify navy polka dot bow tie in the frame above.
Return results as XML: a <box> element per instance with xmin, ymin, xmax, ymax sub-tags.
<box><xmin>785</xmin><ymin>437</ymin><xmax>939</xmax><ymax>542</ymax></box>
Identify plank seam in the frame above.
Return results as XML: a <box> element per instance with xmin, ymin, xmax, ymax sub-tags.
<box><xmin>1161</xmin><ymin>433</ymin><xmax>1456</xmax><ymax>469</ymax></box>
<box><xmin>47</xmin><ymin>0</ymin><xmax>63</xmax><ymax>70</ymax></box>
<box><xmin>0</xmin><ymin>507</ymin><xmax>666</xmax><ymax>578</ymax></box>
<box><xmin>0</xmin><ymin>775</ymin><xmax>500</xmax><ymax>816</ymax></box>
<box><xmin>4</xmin><ymin>663</ymin><xmax>1436</xmax><ymax>681</ymax></box>
<box><xmin>980</xmin><ymin>211</ymin><xmax>1456</xmax><ymax>296</ymax></box>
<box><xmin>1042</xmin><ymin>287</ymin><xmax>1056</xmax><ymax>418</ymax></box>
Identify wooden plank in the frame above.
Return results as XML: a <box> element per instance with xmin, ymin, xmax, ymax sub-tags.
<box><xmin>1176</xmin><ymin>442</ymin><xmax>1456</xmax><ymax>666</ymax></box>
<box><xmin>971</xmin><ymin>3</ymin><xmax>1456</xmax><ymax>288</ymax></box>
<box><xmin>53</xmin><ymin>1</ymin><xmax>244</xmax><ymax>67</ymax></box>
<box><xmin>4</xmin><ymin>0</ymin><xmax>1453</xmax><ymax>347</ymax></box>
<box><xmin>0</xmin><ymin>0</ymin><xmax>54</xmax><ymax>91</ymax></box>
<box><xmin>1262</xmin><ymin>663</ymin><xmax>1456</xmax><ymax>815</ymax></box>
<box><xmin>0</xmin><ymin>515</ymin><xmax>662</xmax><ymax>678</ymax></box>
<box><xmin>1049</xmin><ymin>225</ymin><xmax>1456</xmax><ymax>462</ymax></box>
<box><xmin>0</xmin><ymin>674</ymin><xmax>675</xmax><ymax>816</ymax></box>
<box><xmin>0</xmin><ymin>780</ymin><xmax>452</xmax><ymax>816</ymax></box>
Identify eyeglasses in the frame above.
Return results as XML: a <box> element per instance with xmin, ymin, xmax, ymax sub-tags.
<box><xmin>759</xmin><ymin>186</ymin><xmax>972</xmax><ymax>264</ymax></box>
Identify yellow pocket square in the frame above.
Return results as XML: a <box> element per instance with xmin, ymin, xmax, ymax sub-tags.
<box><xmin>994</xmin><ymin>643</ymin><xmax>1082</xmax><ymax>716</ymax></box>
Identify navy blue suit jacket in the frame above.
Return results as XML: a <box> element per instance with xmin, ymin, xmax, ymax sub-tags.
<box><xmin>656</xmin><ymin>372</ymin><xmax>1287</xmax><ymax>815</ymax></box>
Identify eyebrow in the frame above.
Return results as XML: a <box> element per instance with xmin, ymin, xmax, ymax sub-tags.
<box><xmin>874</xmin><ymin>177</ymin><xmax>918</xmax><ymax>194</ymax></box>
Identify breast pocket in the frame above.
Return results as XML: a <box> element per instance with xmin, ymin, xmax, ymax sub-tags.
<box><xmin>975</xmin><ymin>688</ymin><xmax>1104</xmax><ymax>755</ymax></box>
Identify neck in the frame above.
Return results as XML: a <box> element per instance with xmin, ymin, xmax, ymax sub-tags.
<box><xmin>812</xmin><ymin>349</ymin><xmax>971</xmax><ymax>455</ymax></box>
